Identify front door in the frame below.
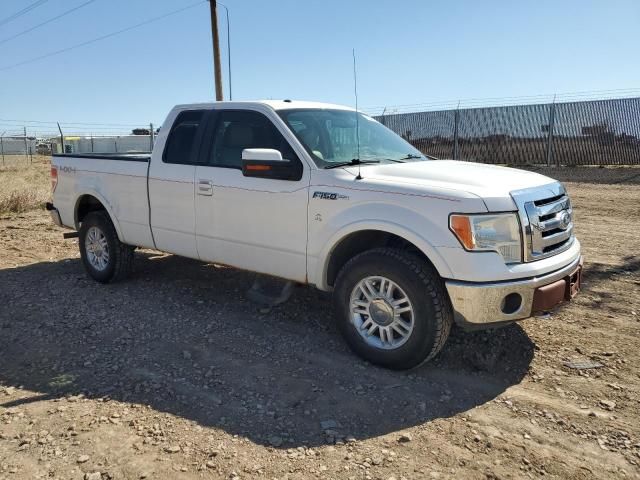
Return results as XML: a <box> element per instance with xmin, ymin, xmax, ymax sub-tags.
<box><xmin>149</xmin><ymin>109</ymin><xmax>206</xmax><ymax>259</ymax></box>
<box><xmin>195</xmin><ymin>109</ymin><xmax>309</xmax><ymax>282</ymax></box>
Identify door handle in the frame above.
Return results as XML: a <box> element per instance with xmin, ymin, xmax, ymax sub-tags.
<box><xmin>197</xmin><ymin>179</ymin><xmax>213</xmax><ymax>196</ymax></box>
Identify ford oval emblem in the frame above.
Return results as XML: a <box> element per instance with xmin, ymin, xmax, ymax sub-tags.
<box><xmin>559</xmin><ymin>211</ymin><xmax>571</xmax><ymax>229</ymax></box>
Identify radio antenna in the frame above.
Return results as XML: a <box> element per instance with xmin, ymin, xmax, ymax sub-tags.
<box><xmin>352</xmin><ymin>48</ymin><xmax>362</xmax><ymax>180</ymax></box>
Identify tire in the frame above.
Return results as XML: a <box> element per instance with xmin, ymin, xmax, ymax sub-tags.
<box><xmin>333</xmin><ymin>248</ymin><xmax>452</xmax><ymax>369</ymax></box>
<box><xmin>79</xmin><ymin>211</ymin><xmax>134</xmax><ymax>283</ymax></box>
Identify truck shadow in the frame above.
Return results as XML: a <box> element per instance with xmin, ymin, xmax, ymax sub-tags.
<box><xmin>0</xmin><ymin>253</ymin><xmax>534</xmax><ymax>448</ymax></box>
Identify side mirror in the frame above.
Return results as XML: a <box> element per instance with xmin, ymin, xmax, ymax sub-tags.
<box><xmin>241</xmin><ymin>148</ymin><xmax>302</xmax><ymax>181</ymax></box>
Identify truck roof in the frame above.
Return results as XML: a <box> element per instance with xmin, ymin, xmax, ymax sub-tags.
<box><xmin>173</xmin><ymin>100</ymin><xmax>355</xmax><ymax>112</ymax></box>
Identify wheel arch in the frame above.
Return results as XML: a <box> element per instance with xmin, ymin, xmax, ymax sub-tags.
<box><xmin>317</xmin><ymin>222</ymin><xmax>453</xmax><ymax>290</ymax></box>
<box><xmin>74</xmin><ymin>192</ymin><xmax>124</xmax><ymax>242</ymax></box>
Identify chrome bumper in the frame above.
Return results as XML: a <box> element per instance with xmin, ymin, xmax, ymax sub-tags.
<box><xmin>45</xmin><ymin>202</ymin><xmax>62</xmax><ymax>227</ymax></box>
<box><xmin>445</xmin><ymin>255</ymin><xmax>583</xmax><ymax>326</ymax></box>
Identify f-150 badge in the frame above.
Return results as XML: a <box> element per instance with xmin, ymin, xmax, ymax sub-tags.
<box><xmin>313</xmin><ymin>191</ymin><xmax>349</xmax><ymax>200</ymax></box>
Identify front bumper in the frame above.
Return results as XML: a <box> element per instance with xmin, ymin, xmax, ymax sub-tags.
<box><xmin>45</xmin><ymin>202</ymin><xmax>63</xmax><ymax>227</ymax></box>
<box><xmin>445</xmin><ymin>255</ymin><xmax>583</xmax><ymax>327</ymax></box>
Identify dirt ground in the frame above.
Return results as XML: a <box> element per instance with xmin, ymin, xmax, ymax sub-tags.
<box><xmin>0</xmin><ymin>165</ymin><xmax>639</xmax><ymax>480</ymax></box>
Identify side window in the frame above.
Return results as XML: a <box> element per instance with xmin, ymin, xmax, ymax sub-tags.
<box><xmin>209</xmin><ymin>110</ymin><xmax>298</xmax><ymax>169</ymax></box>
<box><xmin>163</xmin><ymin>110</ymin><xmax>205</xmax><ymax>164</ymax></box>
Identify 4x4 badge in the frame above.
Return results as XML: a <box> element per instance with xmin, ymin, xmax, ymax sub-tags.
<box><xmin>313</xmin><ymin>191</ymin><xmax>349</xmax><ymax>200</ymax></box>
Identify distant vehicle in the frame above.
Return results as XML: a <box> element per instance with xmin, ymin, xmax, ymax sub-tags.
<box><xmin>36</xmin><ymin>142</ymin><xmax>51</xmax><ymax>155</ymax></box>
<box><xmin>47</xmin><ymin>101</ymin><xmax>582</xmax><ymax>369</ymax></box>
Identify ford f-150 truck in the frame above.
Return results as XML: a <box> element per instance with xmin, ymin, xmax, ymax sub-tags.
<box><xmin>47</xmin><ymin>100</ymin><xmax>582</xmax><ymax>369</ymax></box>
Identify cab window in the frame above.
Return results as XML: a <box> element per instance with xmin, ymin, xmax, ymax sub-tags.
<box><xmin>163</xmin><ymin>110</ymin><xmax>205</xmax><ymax>164</ymax></box>
<box><xmin>209</xmin><ymin>110</ymin><xmax>298</xmax><ymax>169</ymax></box>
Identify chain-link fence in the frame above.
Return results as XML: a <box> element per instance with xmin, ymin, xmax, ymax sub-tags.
<box><xmin>377</xmin><ymin>97</ymin><xmax>640</xmax><ymax>165</ymax></box>
<box><xmin>0</xmin><ymin>123</ymin><xmax>157</xmax><ymax>165</ymax></box>
<box><xmin>4</xmin><ymin>97</ymin><xmax>639</xmax><ymax>166</ymax></box>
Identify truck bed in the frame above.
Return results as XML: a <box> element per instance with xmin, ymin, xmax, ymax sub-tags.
<box><xmin>51</xmin><ymin>151</ymin><xmax>153</xmax><ymax>248</ymax></box>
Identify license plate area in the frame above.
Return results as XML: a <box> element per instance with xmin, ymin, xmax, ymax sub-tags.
<box><xmin>532</xmin><ymin>263</ymin><xmax>582</xmax><ymax>313</ymax></box>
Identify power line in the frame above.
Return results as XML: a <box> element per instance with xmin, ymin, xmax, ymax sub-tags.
<box><xmin>0</xmin><ymin>0</ymin><xmax>99</xmax><ymax>47</ymax></box>
<box><xmin>0</xmin><ymin>0</ymin><xmax>50</xmax><ymax>27</ymax></box>
<box><xmin>0</xmin><ymin>0</ymin><xmax>205</xmax><ymax>72</ymax></box>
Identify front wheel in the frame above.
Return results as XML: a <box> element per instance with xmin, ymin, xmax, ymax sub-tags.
<box><xmin>333</xmin><ymin>248</ymin><xmax>452</xmax><ymax>369</ymax></box>
<box><xmin>79</xmin><ymin>211</ymin><xmax>134</xmax><ymax>283</ymax></box>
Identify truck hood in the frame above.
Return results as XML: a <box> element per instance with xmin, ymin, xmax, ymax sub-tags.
<box><xmin>346</xmin><ymin>160</ymin><xmax>558</xmax><ymax>211</ymax></box>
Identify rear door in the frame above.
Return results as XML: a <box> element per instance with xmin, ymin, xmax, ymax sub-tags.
<box><xmin>148</xmin><ymin>109</ymin><xmax>208</xmax><ymax>258</ymax></box>
<box><xmin>194</xmin><ymin>108</ymin><xmax>310</xmax><ymax>282</ymax></box>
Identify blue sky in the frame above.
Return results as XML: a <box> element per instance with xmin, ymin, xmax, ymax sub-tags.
<box><xmin>0</xmin><ymin>0</ymin><xmax>638</xmax><ymax>135</ymax></box>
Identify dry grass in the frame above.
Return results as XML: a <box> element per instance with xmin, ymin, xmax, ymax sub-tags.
<box><xmin>0</xmin><ymin>156</ymin><xmax>51</xmax><ymax>214</ymax></box>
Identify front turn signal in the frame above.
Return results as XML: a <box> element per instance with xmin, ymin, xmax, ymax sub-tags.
<box><xmin>450</xmin><ymin>215</ymin><xmax>474</xmax><ymax>249</ymax></box>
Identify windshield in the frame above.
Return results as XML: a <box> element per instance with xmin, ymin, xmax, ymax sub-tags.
<box><xmin>278</xmin><ymin>109</ymin><xmax>431</xmax><ymax>168</ymax></box>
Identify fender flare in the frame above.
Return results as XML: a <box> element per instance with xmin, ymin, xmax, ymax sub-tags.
<box><xmin>73</xmin><ymin>190</ymin><xmax>125</xmax><ymax>242</ymax></box>
<box><xmin>314</xmin><ymin>220</ymin><xmax>454</xmax><ymax>290</ymax></box>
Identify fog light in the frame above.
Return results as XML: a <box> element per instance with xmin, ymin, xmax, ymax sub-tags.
<box><xmin>501</xmin><ymin>293</ymin><xmax>522</xmax><ymax>314</ymax></box>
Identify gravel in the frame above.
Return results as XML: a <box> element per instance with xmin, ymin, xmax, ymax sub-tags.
<box><xmin>1</xmin><ymin>172</ymin><xmax>639</xmax><ymax>478</ymax></box>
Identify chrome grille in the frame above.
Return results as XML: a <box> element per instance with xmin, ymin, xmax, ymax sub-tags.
<box><xmin>511</xmin><ymin>183</ymin><xmax>575</xmax><ymax>262</ymax></box>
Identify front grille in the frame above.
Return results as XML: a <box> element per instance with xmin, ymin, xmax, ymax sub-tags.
<box><xmin>511</xmin><ymin>183</ymin><xmax>575</xmax><ymax>262</ymax></box>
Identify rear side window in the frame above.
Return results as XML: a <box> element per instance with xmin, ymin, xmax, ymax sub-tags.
<box><xmin>209</xmin><ymin>110</ymin><xmax>298</xmax><ymax>169</ymax></box>
<box><xmin>163</xmin><ymin>110</ymin><xmax>205</xmax><ymax>164</ymax></box>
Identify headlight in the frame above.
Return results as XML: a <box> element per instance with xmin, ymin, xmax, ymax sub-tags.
<box><xmin>449</xmin><ymin>213</ymin><xmax>522</xmax><ymax>264</ymax></box>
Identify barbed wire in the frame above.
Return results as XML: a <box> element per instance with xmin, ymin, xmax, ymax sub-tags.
<box><xmin>362</xmin><ymin>88</ymin><xmax>640</xmax><ymax>115</ymax></box>
<box><xmin>0</xmin><ymin>118</ymin><xmax>152</xmax><ymax>127</ymax></box>
<box><xmin>0</xmin><ymin>118</ymin><xmax>158</xmax><ymax>139</ymax></box>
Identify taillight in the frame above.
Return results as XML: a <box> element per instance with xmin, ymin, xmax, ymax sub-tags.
<box><xmin>51</xmin><ymin>166</ymin><xmax>58</xmax><ymax>192</ymax></box>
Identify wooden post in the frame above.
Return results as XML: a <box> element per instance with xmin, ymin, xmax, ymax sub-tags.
<box><xmin>209</xmin><ymin>0</ymin><xmax>224</xmax><ymax>101</ymax></box>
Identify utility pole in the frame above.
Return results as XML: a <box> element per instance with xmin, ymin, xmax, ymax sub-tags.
<box><xmin>209</xmin><ymin>0</ymin><xmax>224</xmax><ymax>101</ymax></box>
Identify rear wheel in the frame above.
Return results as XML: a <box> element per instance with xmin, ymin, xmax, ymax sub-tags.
<box><xmin>79</xmin><ymin>211</ymin><xmax>134</xmax><ymax>283</ymax></box>
<box><xmin>333</xmin><ymin>248</ymin><xmax>452</xmax><ymax>369</ymax></box>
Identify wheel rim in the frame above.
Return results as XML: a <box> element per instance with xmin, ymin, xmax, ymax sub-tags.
<box><xmin>349</xmin><ymin>276</ymin><xmax>415</xmax><ymax>350</ymax></box>
<box><xmin>85</xmin><ymin>226</ymin><xmax>110</xmax><ymax>271</ymax></box>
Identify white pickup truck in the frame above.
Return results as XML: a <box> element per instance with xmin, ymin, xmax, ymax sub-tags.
<box><xmin>47</xmin><ymin>100</ymin><xmax>582</xmax><ymax>369</ymax></box>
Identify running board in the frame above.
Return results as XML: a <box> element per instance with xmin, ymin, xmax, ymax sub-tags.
<box><xmin>63</xmin><ymin>231</ymin><xmax>79</xmax><ymax>239</ymax></box>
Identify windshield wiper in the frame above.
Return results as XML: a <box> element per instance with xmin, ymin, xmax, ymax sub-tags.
<box><xmin>398</xmin><ymin>153</ymin><xmax>424</xmax><ymax>161</ymax></box>
<box><xmin>388</xmin><ymin>153</ymin><xmax>439</xmax><ymax>162</ymax></box>
<box><xmin>324</xmin><ymin>159</ymin><xmax>380</xmax><ymax>169</ymax></box>
<box><xmin>379</xmin><ymin>154</ymin><xmax>423</xmax><ymax>163</ymax></box>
